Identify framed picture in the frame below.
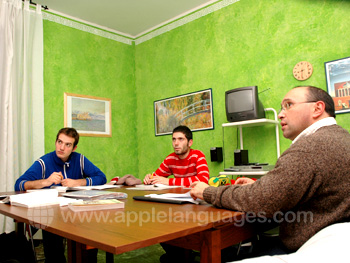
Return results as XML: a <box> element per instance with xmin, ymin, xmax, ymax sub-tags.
<box><xmin>64</xmin><ymin>93</ymin><xmax>112</xmax><ymax>137</ymax></box>
<box><xmin>154</xmin><ymin>88</ymin><xmax>214</xmax><ymax>136</ymax></box>
<box><xmin>325</xmin><ymin>57</ymin><xmax>350</xmax><ymax>114</ymax></box>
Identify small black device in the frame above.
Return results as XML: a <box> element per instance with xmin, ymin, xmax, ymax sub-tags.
<box><xmin>234</xmin><ymin>149</ymin><xmax>249</xmax><ymax>166</ymax></box>
<box><xmin>225</xmin><ymin>86</ymin><xmax>265</xmax><ymax>122</ymax></box>
<box><xmin>210</xmin><ymin>147</ymin><xmax>223</xmax><ymax>162</ymax></box>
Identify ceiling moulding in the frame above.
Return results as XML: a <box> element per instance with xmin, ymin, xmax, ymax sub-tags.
<box><xmin>42</xmin><ymin>12</ymin><xmax>133</xmax><ymax>45</ymax></box>
<box><xmin>135</xmin><ymin>0</ymin><xmax>239</xmax><ymax>45</ymax></box>
<box><xmin>41</xmin><ymin>0</ymin><xmax>239</xmax><ymax>46</ymax></box>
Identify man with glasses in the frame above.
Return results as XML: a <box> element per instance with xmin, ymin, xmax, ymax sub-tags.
<box><xmin>190</xmin><ymin>86</ymin><xmax>350</xmax><ymax>259</ymax></box>
<box><xmin>15</xmin><ymin>127</ymin><xmax>106</xmax><ymax>263</ymax></box>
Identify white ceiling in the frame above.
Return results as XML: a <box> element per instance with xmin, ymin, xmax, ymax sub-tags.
<box><xmin>34</xmin><ymin>0</ymin><xmax>220</xmax><ymax>38</ymax></box>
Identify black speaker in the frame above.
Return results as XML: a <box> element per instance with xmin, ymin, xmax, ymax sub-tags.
<box><xmin>234</xmin><ymin>149</ymin><xmax>249</xmax><ymax>165</ymax></box>
<box><xmin>210</xmin><ymin>147</ymin><xmax>223</xmax><ymax>162</ymax></box>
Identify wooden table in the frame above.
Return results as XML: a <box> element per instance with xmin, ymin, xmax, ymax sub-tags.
<box><xmin>0</xmin><ymin>187</ymin><xmax>256</xmax><ymax>263</ymax></box>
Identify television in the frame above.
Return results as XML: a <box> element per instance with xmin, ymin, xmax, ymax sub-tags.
<box><xmin>225</xmin><ymin>86</ymin><xmax>265</xmax><ymax>122</ymax></box>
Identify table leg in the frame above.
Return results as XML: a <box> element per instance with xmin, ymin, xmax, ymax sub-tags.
<box><xmin>15</xmin><ymin>221</ymin><xmax>25</xmax><ymax>236</ymax></box>
<box><xmin>67</xmin><ymin>239</ymin><xmax>75</xmax><ymax>263</ymax></box>
<box><xmin>106</xmin><ymin>252</ymin><xmax>114</xmax><ymax>263</ymax></box>
<box><xmin>67</xmin><ymin>239</ymin><xmax>87</xmax><ymax>263</ymax></box>
<box><xmin>200</xmin><ymin>229</ymin><xmax>221</xmax><ymax>263</ymax></box>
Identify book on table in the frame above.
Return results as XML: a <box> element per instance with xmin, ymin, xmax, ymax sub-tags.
<box><xmin>133</xmin><ymin>191</ymin><xmax>201</xmax><ymax>205</ymax></box>
<box><xmin>62</xmin><ymin>190</ymin><xmax>127</xmax><ymax>200</ymax></box>
<box><xmin>7</xmin><ymin>189</ymin><xmax>79</xmax><ymax>208</ymax></box>
<box><xmin>68</xmin><ymin>199</ymin><xmax>125</xmax><ymax>212</ymax></box>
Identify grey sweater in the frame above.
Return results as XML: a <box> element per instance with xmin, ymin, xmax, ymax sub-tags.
<box><xmin>204</xmin><ymin>125</ymin><xmax>350</xmax><ymax>251</ymax></box>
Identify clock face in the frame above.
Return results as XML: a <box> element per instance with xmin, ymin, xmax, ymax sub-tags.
<box><xmin>293</xmin><ymin>61</ymin><xmax>313</xmax><ymax>81</ymax></box>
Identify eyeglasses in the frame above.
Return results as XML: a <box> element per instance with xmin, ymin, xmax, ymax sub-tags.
<box><xmin>279</xmin><ymin>101</ymin><xmax>317</xmax><ymax>114</ymax></box>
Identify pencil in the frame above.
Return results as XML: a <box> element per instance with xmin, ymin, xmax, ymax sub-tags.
<box><xmin>150</xmin><ymin>173</ymin><xmax>154</xmax><ymax>179</ymax></box>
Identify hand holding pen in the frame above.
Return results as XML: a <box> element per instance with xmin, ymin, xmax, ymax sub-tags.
<box><xmin>143</xmin><ymin>173</ymin><xmax>155</xmax><ymax>185</ymax></box>
<box><xmin>149</xmin><ymin>174</ymin><xmax>170</xmax><ymax>185</ymax></box>
<box><xmin>46</xmin><ymin>171</ymin><xmax>63</xmax><ymax>185</ymax></box>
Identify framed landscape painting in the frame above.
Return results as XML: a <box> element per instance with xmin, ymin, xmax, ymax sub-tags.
<box><xmin>64</xmin><ymin>93</ymin><xmax>112</xmax><ymax>137</ymax></box>
<box><xmin>154</xmin><ymin>89</ymin><xmax>214</xmax><ymax>136</ymax></box>
<box><xmin>325</xmin><ymin>57</ymin><xmax>350</xmax><ymax>114</ymax></box>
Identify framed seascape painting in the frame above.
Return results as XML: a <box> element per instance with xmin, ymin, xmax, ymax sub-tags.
<box><xmin>154</xmin><ymin>88</ymin><xmax>214</xmax><ymax>136</ymax></box>
<box><xmin>325</xmin><ymin>57</ymin><xmax>350</xmax><ymax>114</ymax></box>
<box><xmin>64</xmin><ymin>93</ymin><xmax>112</xmax><ymax>137</ymax></box>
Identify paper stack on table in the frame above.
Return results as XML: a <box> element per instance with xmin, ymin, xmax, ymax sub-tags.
<box><xmin>9</xmin><ymin>189</ymin><xmax>79</xmax><ymax>207</ymax></box>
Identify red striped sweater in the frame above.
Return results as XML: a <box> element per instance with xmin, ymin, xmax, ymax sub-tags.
<box><xmin>154</xmin><ymin>149</ymin><xmax>209</xmax><ymax>186</ymax></box>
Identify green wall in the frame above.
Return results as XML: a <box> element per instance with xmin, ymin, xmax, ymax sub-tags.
<box><xmin>135</xmin><ymin>0</ymin><xmax>350</xmax><ymax>178</ymax></box>
<box><xmin>43</xmin><ymin>0</ymin><xmax>350</xmax><ymax>181</ymax></box>
<box><xmin>43</xmin><ymin>21</ymin><xmax>137</xmax><ymax>179</ymax></box>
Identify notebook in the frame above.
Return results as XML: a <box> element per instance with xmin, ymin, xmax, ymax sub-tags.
<box><xmin>133</xmin><ymin>192</ymin><xmax>200</xmax><ymax>205</ymax></box>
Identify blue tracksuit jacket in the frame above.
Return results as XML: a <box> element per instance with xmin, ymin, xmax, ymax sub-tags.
<box><xmin>15</xmin><ymin>151</ymin><xmax>106</xmax><ymax>191</ymax></box>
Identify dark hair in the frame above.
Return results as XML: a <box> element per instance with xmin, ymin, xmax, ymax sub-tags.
<box><xmin>172</xmin><ymin>125</ymin><xmax>193</xmax><ymax>141</ymax></box>
<box><xmin>56</xmin><ymin>127</ymin><xmax>80</xmax><ymax>147</ymax></box>
<box><xmin>295</xmin><ymin>86</ymin><xmax>335</xmax><ymax>118</ymax></box>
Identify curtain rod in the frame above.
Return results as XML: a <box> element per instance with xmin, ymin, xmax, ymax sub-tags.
<box><xmin>22</xmin><ymin>0</ymin><xmax>49</xmax><ymax>10</ymax></box>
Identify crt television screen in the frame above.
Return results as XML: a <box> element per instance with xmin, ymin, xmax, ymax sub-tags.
<box><xmin>227</xmin><ymin>90</ymin><xmax>253</xmax><ymax>113</ymax></box>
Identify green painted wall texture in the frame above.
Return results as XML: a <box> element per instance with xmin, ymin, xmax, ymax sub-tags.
<box><xmin>43</xmin><ymin>21</ymin><xmax>137</xmax><ymax>179</ymax></box>
<box><xmin>43</xmin><ymin>0</ymin><xmax>350</xmax><ymax>181</ymax></box>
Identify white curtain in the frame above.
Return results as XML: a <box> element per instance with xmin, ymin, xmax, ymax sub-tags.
<box><xmin>0</xmin><ymin>0</ymin><xmax>45</xmax><ymax>232</ymax></box>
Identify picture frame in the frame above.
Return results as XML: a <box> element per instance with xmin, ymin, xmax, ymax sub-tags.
<box><xmin>325</xmin><ymin>57</ymin><xmax>350</xmax><ymax>114</ymax></box>
<box><xmin>64</xmin><ymin>93</ymin><xmax>112</xmax><ymax>137</ymax></box>
<box><xmin>154</xmin><ymin>88</ymin><xmax>214</xmax><ymax>136</ymax></box>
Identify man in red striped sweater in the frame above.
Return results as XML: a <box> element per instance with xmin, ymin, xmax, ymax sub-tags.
<box><xmin>143</xmin><ymin>125</ymin><xmax>209</xmax><ymax>187</ymax></box>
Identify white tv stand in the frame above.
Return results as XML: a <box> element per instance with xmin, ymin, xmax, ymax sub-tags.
<box><xmin>219</xmin><ymin>108</ymin><xmax>280</xmax><ymax>176</ymax></box>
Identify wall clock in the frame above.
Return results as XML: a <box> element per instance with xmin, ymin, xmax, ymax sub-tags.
<box><xmin>293</xmin><ymin>61</ymin><xmax>313</xmax><ymax>81</ymax></box>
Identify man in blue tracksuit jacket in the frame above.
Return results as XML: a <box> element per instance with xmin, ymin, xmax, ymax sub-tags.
<box><xmin>15</xmin><ymin>128</ymin><xmax>106</xmax><ymax>191</ymax></box>
<box><xmin>15</xmin><ymin>127</ymin><xmax>106</xmax><ymax>263</ymax></box>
